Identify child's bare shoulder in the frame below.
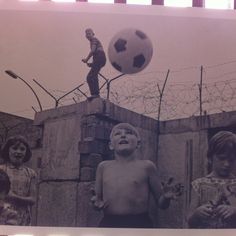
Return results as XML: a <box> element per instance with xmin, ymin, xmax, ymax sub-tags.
<box><xmin>97</xmin><ymin>160</ymin><xmax>116</xmax><ymax>169</ymax></box>
<box><xmin>137</xmin><ymin>159</ymin><xmax>157</xmax><ymax>169</ymax></box>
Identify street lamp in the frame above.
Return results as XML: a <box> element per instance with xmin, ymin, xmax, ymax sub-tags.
<box><xmin>5</xmin><ymin>70</ymin><xmax>43</xmax><ymax>112</ymax></box>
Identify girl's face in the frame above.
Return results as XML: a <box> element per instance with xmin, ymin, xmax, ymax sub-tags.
<box><xmin>212</xmin><ymin>153</ymin><xmax>236</xmax><ymax>178</ymax></box>
<box><xmin>9</xmin><ymin>142</ymin><xmax>26</xmax><ymax>167</ymax></box>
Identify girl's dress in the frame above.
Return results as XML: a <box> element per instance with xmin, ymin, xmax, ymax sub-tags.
<box><xmin>0</xmin><ymin>163</ymin><xmax>36</xmax><ymax>225</ymax></box>
<box><xmin>191</xmin><ymin>174</ymin><xmax>236</xmax><ymax>228</ymax></box>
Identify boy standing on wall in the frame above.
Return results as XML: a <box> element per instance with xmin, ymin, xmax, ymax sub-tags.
<box><xmin>82</xmin><ymin>28</ymin><xmax>106</xmax><ymax>99</ymax></box>
<box><xmin>91</xmin><ymin>123</ymin><xmax>182</xmax><ymax>228</ymax></box>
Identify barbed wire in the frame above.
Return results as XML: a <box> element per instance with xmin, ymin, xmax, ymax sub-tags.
<box><xmin>5</xmin><ymin>60</ymin><xmax>236</xmax><ymax>120</ymax></box>
<box><xmin>108</xmin><ymin>71</ymin><xmax>236</xmax><ymax>120</ymax></box>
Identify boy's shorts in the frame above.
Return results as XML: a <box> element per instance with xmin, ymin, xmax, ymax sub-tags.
<box><xmin>99</xmin><ymin>212</ymin><xmax>153</xmax><ymax>228</ymax></box>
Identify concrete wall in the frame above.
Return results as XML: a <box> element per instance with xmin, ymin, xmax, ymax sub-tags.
<box><xmin>2</xmin><ymin>100</ymin><xmax>236</xmax><ymax>228</ymax></box>
<box><xmin>32</xmin><ymin>98</ymin><xmax>236</xmax><ymax>228</ymax></box>
<box><xmin>33</xmin><ymin>98</ymin><xmax>158</xmax><ymax>227</ymax></box>
<box><xmin>157</xmin><ymin>111</ymin><xmax>236</xmax><ymax>228</ymax></box>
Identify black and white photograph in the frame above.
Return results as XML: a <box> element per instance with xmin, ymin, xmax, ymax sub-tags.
<box><xmin>0</xmin><ymin>0</ymin><xmax>236</xmax><ymax>235</ymax></box>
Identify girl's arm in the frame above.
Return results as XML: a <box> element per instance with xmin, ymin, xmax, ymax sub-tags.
<box><xmin>187</xmin><ymin>186</ymin><xmax>213</xmax><ymax>228</ymax></box>
<box><xmin>7</xmin><ymin>192</ymin><xmax>35</xmax><ymax>206</ymax></box>
<box><xmin>215</xmin><ymin>205</ymin><xmax>236</xmax><ymax>223</ymax></box>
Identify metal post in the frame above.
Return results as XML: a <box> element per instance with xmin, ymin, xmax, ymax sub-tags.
<box><xmin>199</xmin><ymin>66</ymin><xmax>203</xmax><ymax>117</ymax></box>
<box><xmin>192</xmin><ymin>0</ymin><xmax>204</xmax><ymax>7</ymax></box>
<box><xmin>98</xmin><ymin>73</ymin><xmax>125</xmax><ymax>100</ymax></box>
<box><xmin>152</xmin><ymin>0</ymin><xmax>164</xmax><ymax>5</ymax></box>
<box><xmin>156</xmin><ymin>70</ymin><xmax>170</xmax><ymax>162</ymax></box>
<box><xmin>114</xmin><ymin>0</ymin><xmax>126</xmax><ymax>3</ymax></box>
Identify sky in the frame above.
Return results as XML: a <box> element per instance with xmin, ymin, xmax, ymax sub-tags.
<box><xmin>1</xmin><ymin>1</ymin><xmax>236</xmax><ymax>120</ymax></box>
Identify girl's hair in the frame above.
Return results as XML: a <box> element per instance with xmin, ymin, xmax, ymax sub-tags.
<box><xmin>1</xmin><ymin>135</ymin><xmax>32</xmax><ymax>163</ymax></box>
<box><xmin>0</xmin><ymin>169</ymin><xmax>11</xmax><ymax>194</ymax></box>
<box><xmin>207</xmin><ymin>131</ymin><xmax>236</xmax><ymax>172</ymax></box>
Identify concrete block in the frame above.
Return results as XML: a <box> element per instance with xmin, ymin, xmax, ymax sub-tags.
<box><xmin>85</xmin><ymin>98</ymin><xmax>105</xmax><ymax>115</ymax></box>
<box><xmin>80</xmin><ymin>167</ymin><xmax>95</xmax><ymax>182</ymax></box>
<box><xmin>80</xmin><ymin>153</ymin><xmax>103</xmax><ymax>168</ymax></box>
<box><xmin>81</xmin><ymin>125</ymin><xmax>110</xmax><ymax>140</ymax></box>
<box><xmin>40</xmin><ymin>116</ymin><xmax>81</xmax><ymax>180</ymax></box>
<box><xmin>79</xmin><ymin>139</ymin><xmax>109</xmax><ymax>154</ymax></box>
<box><xmin>76</xmin><ymin>182</ymin><xmax>102</xmax><ymax>227</ymax></box>
<box><xmin>37</xmin><ymin>181</ymin><xmax>78</xmax><ymax>227</ymax></box>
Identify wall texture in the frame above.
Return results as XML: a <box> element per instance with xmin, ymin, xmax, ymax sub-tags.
<box><xmin>2</xmin><ymin>100</ymin><xmax>235</xmax><ymax>228</ymax></box>
<box><xmin>31</xmin><ymin>98</ymin><xmax>236</xmax><ymax>228</ymax></box>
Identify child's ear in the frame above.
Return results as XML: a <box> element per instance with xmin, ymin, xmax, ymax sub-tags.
<box><xmin>109</xmin><ymin>141</ymin><xmax>114</xmax><ymax>150</ymax></box>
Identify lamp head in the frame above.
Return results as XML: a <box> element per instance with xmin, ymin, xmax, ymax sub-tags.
<box><xmin>5</xmin><ymin>70</ymin><xmax>18</xmax><ymax>79</ymax></box>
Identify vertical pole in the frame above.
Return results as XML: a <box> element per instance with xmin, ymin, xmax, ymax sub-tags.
<box><xmin>156</xmin><ymin>70</ymin><xmax>170</xmax><ymax>162</ymax></box>
<box><xmin>199</xmin><ymin>66</ymin><xmax>203</xmax><ymax>117</ymax></box>
<box><xmin>114</xmin><ymin>0</ymin><xmax>126</xmax><ymax>3</ymax></box>
<box><xmin>152</xmin><ymin>0</ymin><xmax>164</xmax><ymax>5</ymax></box>
<box><xmin>192</xmin><ymin>0</ymin><xmax>204</xmax><ymax>7</ymax></box>
<box><xmin>183</xmin><ymin>139</ymin><xmax>193</xmax><ymax>227</ymax></box>
<box><xmin>157</xmin><ymin>69</ymin><xmax>170</xmax><ymax>123</ymax></box>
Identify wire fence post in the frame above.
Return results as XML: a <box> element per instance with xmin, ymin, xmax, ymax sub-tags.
<box><xmin>199</xmin><ymin>65</ymin><xmax>203</xmax><ymax>117</ymax></box>
<box><xmin>99</xmin><ymin>73</ymin><xmax>125</xmax><ymax>100</ymax></box>
<box><xmin>156</xmin><ymin>69</ymin><xmax>170</xmax><ymax>162</ymax></box>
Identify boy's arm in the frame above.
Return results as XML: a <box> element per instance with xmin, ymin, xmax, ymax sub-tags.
<box><xmin>147</xmin><ymin>161</ymin><xmax>164</xmax><ymax>207</ymax></box>
<box><xmin>147</xmin><ymin>161</ymin><xmax>183</xmax><ymax>209</ymax></box>
<box><xmin>82</xmin><ymin>39</ymin><xmax>97</xmax><ymax>63</ymax></box>
<box><xmin>91</xmin><ymin>161</ymin><xmax>108</xmax><ymax>211</ymax></box>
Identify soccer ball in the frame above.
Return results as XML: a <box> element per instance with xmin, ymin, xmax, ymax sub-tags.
<box><xmin>108</xmin><ymin>28</ymin><xmax>153</xmax><ymax>74</ymax></box>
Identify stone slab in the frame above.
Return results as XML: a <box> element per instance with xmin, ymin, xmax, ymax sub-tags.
<box><xmin>37</xmin><ymin>181</ymin><xmax>78</xmax><ymax>227</ymax></box>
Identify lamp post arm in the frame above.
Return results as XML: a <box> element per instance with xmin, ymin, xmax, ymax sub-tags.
<box><xmin>18</xmin><ymin>76</ymin><xmax>43</xmax><ymax>111</ymax></box>
<box><xmin>5</xmin><ymin>70</ymin><xmax>43</xmax><ymax>112</ymax></box>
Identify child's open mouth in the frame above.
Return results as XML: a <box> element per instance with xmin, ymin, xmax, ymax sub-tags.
<box><xmin>14</xmin><ymin>155</ymin><xmax>23</xmax><ymax>159</ymax></box>
<box><xmin>119</xmin><ymin>140</ymin><xmax>128</xmax><ymax>144</ymax></box>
